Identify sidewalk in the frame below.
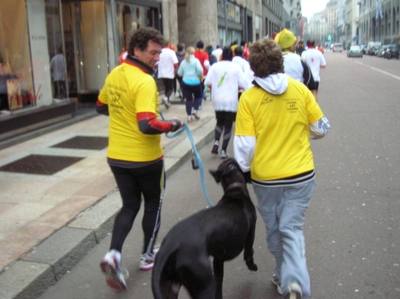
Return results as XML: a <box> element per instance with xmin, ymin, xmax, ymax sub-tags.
<box><xmin>0</xmin><ymin>96</ymin><xmax>216</xmax><ymax>299</ymax></box>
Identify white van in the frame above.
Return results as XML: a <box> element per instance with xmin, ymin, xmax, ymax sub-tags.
<box><xmin>366</xmin><ymin>42</ymin><xmax>382</xmax><ymax>55</ymax></box>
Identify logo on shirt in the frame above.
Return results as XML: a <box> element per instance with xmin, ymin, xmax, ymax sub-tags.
<box><xmin>287</xmin><ymin>101</ymin><xmax>298</xmax><ymax>113</ymax></box>
<box><xmin>261</xmin><ymin>98</ymin><xmax>273</xmax><ymax>105</ymax></box>
<box><xmin>218</xmin><ymin>72</ymin><xmax>227</xmax><ymax>87</ymax></box>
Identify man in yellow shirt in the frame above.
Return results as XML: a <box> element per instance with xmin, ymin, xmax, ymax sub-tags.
<box><xmin>234</xmin><ymin>39</ymin><xmax>330</xmax><ymax>299</ymax></box>
<box><xmin>96</xmin><ymin>27</ymin><xmax>183</xmax><ymax>290</ymax></box>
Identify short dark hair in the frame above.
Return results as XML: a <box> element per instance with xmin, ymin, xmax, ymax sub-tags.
<box><xmin>128</xmin><ymin>27</ymin><xmax>164</xmax><ymax>56</ymax></box>
<box><xmin>249</xmin><ymin>39</ymin><xmax>284</xmax><ymax>78</ymax></box>
<box><xmin>234</xmin><ymin>46</ymin><xmax>244</xmax><ymax>57</ymax></box>
<box><xmin>221</xmin><ymin>46</ymin><xmax>233</xmax><ymax>61</ymax></box>
<box><xmin>177</xmin><ymin>43</ymin><xmax>184</xmax><ymax>51</ymax></box>
<box><xmin>306</xmin><ymin>39</ymin><xmax>315</xmax><ymax>47</ymax></box>
<box><xmin>196</xmin><ymin>40</ymin><xmax>204</xmax><ymax>49</ymax></box>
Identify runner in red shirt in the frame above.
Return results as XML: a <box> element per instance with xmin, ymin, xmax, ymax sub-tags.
<box><xmin>194</xmin><ymin>40</ymin><xmax>210</xmax><ymax>102</ymax></box>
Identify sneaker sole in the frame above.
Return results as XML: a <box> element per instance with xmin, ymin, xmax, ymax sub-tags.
<box><xmin>139</xmin><ymin>264</ymin><xmax>154</xmax><ymax>271</ymax></box>
<box><xmin>101</xmin><ymin>263</ymin><xmax>127</xmax><ymax>290</ymax></box>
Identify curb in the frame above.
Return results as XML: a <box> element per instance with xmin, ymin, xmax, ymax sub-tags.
<box><xmin>0</xmin><ymin>114</ymin><xmax>215</xmax><ymax>299</ymax></box>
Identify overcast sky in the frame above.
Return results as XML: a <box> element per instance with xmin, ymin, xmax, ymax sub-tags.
<box><xmin>301</xmin><ymin>0</ymin><xmax>329</xmax><ymax>18</ymax></box>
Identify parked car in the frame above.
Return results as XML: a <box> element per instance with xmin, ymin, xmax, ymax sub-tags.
<box><xmin>383</xmin><ymin>44</ymin><xmax>399</xmax><ymax>59</ymax></box>
<box><xmin>366</xmin><ymin>42</ymin><xmax>382</xmax><ymax>55</ymax></box>
<box><xmin>375</xmin><ymin>45</ymin><xmax>387</xmax><ymax>57</ymax></box>
<box><xmin>347</xmin><ymin>45</ymin><xmax>363</xmax><ymax>58</ymax></box>
<box><xmin>332</xmin><ymin>43</ymin><xmax>343</xmax><ymax>52</ymax></box>
<box><xmin>359</xmin><ymin>44</ymin><xmax>366</xmax><ymax>54</ymax></box>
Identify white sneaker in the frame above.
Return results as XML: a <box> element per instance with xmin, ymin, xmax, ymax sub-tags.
<box><xmin>187</xmin><ymin>115</ymin><xmax>194</xmax><ymax>122</ymax></box>
<box><xmin>220</xmin><ymin>150</ymin><xmax>228</xmax><ymax>159</ymax></box>
<box><xmin>192</xmin><ymin>110</ymin><xmax>200</xmax><ymax>120</ymax></box>
<box><xmin>139</xmin><ymin>245</ymin><xmax>160</xmax><ymax>271</ymax></box>
<box><xmin>174</xmin><ymin>92</ymin><xmax>180</xmax><ymax>98</ymax></box>
<box><xmin>162</xmin><ymin>97</ymin><xmax>171</xmax><ymax>109</ymax></box>
<box><xmin>100</xmin><ymin>250</ymin><xmax>128</xmax><ymax>290</ymax></box>
<box><xmin>284</xmin><ymin>282</ymin><xmax>302</xmax><ymax>299</ymax></box>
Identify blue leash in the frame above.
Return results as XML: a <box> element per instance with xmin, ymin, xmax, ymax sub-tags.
<box><xmin>160</xmin><ymin>112</ymin><xmax>214</xmax><ymax>207</ymax></box>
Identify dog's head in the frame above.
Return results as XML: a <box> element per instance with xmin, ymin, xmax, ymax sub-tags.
<box><xmin>209</xmin><ymin>158</ymin><xmax>247</xmax><ymax>192</ymax></box>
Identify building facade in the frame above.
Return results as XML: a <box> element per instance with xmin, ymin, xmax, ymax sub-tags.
<box><xmin>0</xmin><ymin>0</ymin><xmax>296</xmax><ymax>141</ymax></box>
<box><xmin>304</xmin><ymin>0</ymin><xmax>400</xmax><ymax>48</ymax></box>
<box><xmin>357</xmin><ymin>0</ymin><xmax>400</xmax><ymax>45</ymax></box>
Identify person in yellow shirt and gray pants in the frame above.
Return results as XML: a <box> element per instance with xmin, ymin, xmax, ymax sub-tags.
<box><xmin>234</xmin><ymin>38</ymin><xmax>330</xmax><ymax>299</ymax></box>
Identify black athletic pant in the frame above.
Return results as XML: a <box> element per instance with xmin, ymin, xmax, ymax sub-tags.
<box><xmin>162</xmin><ymin>78</ymin><xmax>174</xmax><ymax>100</ymax></box>
<box><xmin>109</xmin><ymin>160</ymin><xmax>165</xmax><ymax>255</ymax></box>
<box><xmin>214</xmin><ymin>111</ymin><xmax>236</xmax><ymax>151</ymax></box>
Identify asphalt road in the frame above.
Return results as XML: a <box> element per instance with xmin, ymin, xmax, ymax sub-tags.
<box><xmin>38</xmin><ymin>51</ymin><xmax>400</xmax><ymax>299</ymax></box>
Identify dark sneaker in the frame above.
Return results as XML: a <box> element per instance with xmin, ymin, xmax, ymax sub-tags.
<box><xmin>211</xmin><ymin>142</ymin><xmax>219</xmax><ymax>154</ymax></box>
<box><xmin>284</xmin><ymin>282</ymin><xmax>302</xmax><ymax>299</ymax></box>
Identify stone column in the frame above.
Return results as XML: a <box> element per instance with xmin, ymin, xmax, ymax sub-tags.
<box><xmin>162</xmin><ymin>0</ymin><xmax>179</xmax><ymax>46</ymax></box>
<box><xmin>177</xmin><ymin>0</ymin><xmax>218</xmax><ymax>48</ymax></box>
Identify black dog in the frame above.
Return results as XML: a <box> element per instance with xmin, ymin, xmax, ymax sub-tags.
<box><xmin>152</xmin><ymin>158</ymin><xmax>257</xmax><ymax>299</ymax></box>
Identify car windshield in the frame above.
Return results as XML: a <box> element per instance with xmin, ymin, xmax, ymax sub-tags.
<box><xmin>350</xmin><ymin>46</ymin><xmax>360</xmax><ymax>51</ymax></box>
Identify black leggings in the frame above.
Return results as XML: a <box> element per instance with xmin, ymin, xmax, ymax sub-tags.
<box><xmin>214</xmin><ymin>111</ymin><xmax>236</xmax><ymax>151</ymax></box>
<box><xmin>109</xmin><ymin>160</ymin><xmax>165</xmax><ymax>255</ymax></box>
<box><xmin>162</xmin><ymin>78</ymin><xmax>174</xmax><ymax>99</ymax></box>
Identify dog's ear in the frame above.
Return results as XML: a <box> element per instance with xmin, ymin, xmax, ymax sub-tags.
<box><xmin>209</xmin><ymin>169</ymin><xmax>222</xmax><ymax>183</ymax></box>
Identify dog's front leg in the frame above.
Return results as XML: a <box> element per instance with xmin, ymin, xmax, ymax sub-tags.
<box><xmin>244</xmin><ymin>219</ymin><xmax>258</xmax><ymax>271</ymax></box>
<box><xmin>213</xmin><ymin>258</ymin><xmax>224</xmax><ymax>299</ymax></box>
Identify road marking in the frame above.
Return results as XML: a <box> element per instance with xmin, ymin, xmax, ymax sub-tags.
<box><xmin>354</xmin><ymin>60</ymin><xmax>400</xmax><ymax>81</ymax></box>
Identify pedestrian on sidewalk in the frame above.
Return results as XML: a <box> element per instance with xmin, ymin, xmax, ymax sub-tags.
<box><xmin>96</xmin><ymin>27</ymin><xmax>183</xmax><ymax>291</ymax></box>
<box><xmin>301</xmin><ymin>39</ymin><xmax>326</xmax><ymax>102</ymax></box>
<box><xmin>194</xmin><ymin>40</ymin><xmax>210</xmax><ymax>104</ymax></box>
<box><xmin>233</xmin><ymin>38</ymin><xmax>330</xmax><ymax>299</ymax></box>
<box><xmin>175</xmin><ymin>43</ymin><xmax>186</xmax><ymax>100</ymax></box>
<box><xmin>50</xmin><ymin>46</ymin><xmax>66</xmax><ymax>99</ymax></box>
<box><xmin>204</xmin><ymin>46</ymin><xmax>246</xmax><ymax>159</ymax></box>
<box><xmin>157</xmin><ymin>40</ymin><xmax>179</xmax><ymax>109</ymax></box>
<box><xmin>177</xmin><ymin>46</ymin><xmax>203</xmax><ymax>122</ymax></box>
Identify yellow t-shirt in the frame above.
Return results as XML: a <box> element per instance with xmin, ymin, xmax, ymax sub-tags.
<box><xmin>98</xmin><ymin>63</ymin><xmax>162</xmax><ymax>162</ymax></box>
<box><xmin>235</xmin><ymin>77</ymin><xmax>323</xmax><ymax>180</ymax></box>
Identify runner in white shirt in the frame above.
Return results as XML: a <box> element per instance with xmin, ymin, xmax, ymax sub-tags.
<box><xmin>301</xmin><ymin>40</ymin><xmax>326</xmax><ymax>102</ymax></box>
<box><xmin>232</xmin><ymin>46</ymin><xmax>254</xmax><ymax>90</ymax></box>
<box><xmin>157</xmin><ymin>41</ymin><xmax>178</xmax><ymax>108</ymax></box>
<box><xmin>204</xmin><ymin>46</ymin><xmax>246</xmax><ymax>159</ymax></box>
<box><xmin>211</xmin><ymin>44</ymin><xmax>223</xmax><ymax>62</ymax></box>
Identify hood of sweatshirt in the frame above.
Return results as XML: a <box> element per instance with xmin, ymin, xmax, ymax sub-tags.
<box><xmin>254</xmin><ymin>73</ymin><xmax>288</xmax><ymax>95</ymax></box>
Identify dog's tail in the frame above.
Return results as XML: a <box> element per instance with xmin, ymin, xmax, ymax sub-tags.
<box><xmin>151</xmin><ymin>240</ymin><xmax>179</xmax><ymax>299</ymax></box>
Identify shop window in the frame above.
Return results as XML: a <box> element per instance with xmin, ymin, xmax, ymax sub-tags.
<box><xmin>0</xmin><ymin>0</ymin><xmax>36</xmax><ymax>111</ymax></box>
<box><xmin>115</xmin><ymin>2</ymin><xmax>161</xmax><ymax>57</ymax></box>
